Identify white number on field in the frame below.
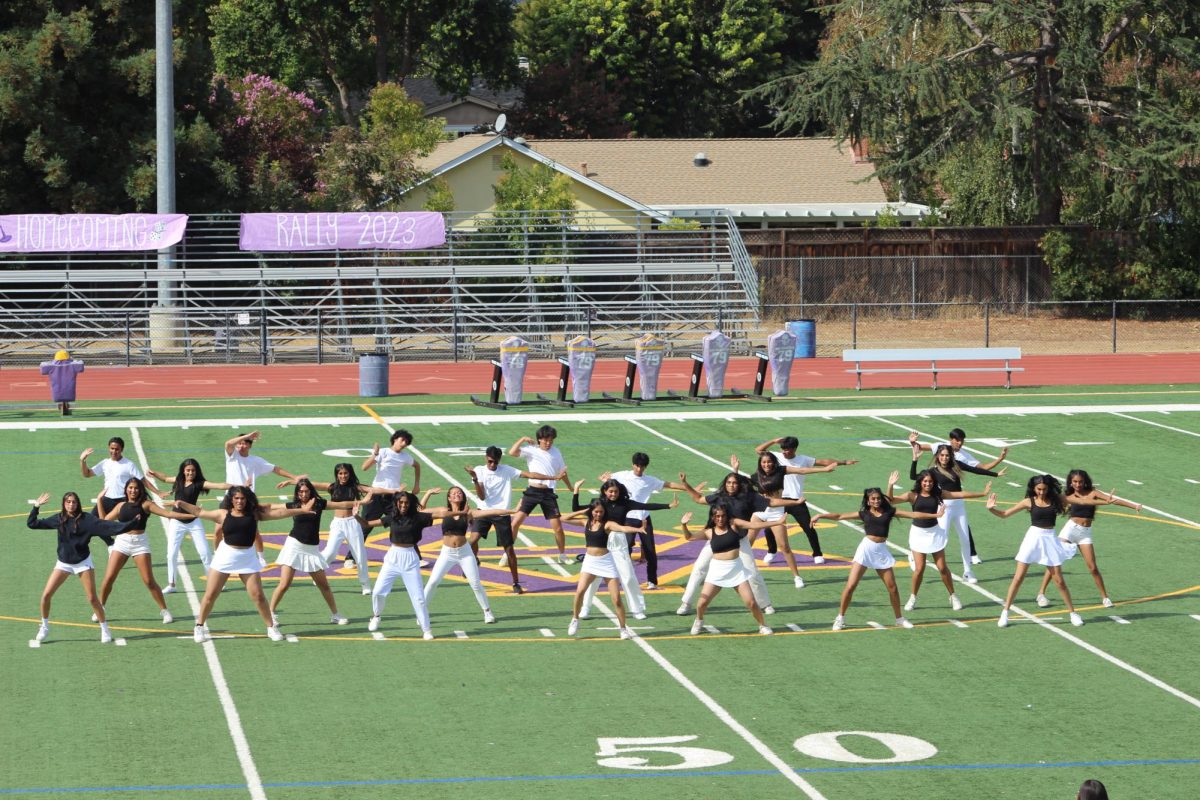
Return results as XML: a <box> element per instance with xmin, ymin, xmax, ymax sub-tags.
<box><xmin>321</xmin><ymin>449</ymin><xmax>374</xmax><ymax>459</ymax></box>
<box><xmin>595</xmin><ymin>736</ymin><xmax>734</xmax><ymax>770</ymax></box>
<box><xmin>793</xmin><ymin>731</ymin><xmax>937</xmax><ymax>764</ymax></box>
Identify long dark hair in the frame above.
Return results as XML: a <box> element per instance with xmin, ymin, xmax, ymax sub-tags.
<box><xmin>1025</xmin><ymin>474</ymin><xmax>1066</xmax><ymax>510</ymax></box>
<box><xmin>292</xmin><ymin>477</ymin><xmax>321</xmax><ymax>505</ymax></box>
<box><xmin>391</xmin><ymin>491</ymin><xmax>419</xmax><ymax>518</ymax></box>
<box><xmin>911</xmin><ymin>468</ymin><xmax>944</xmax><ymax>500</ymax></box>
<box><xmin>1077</xmin><ymin>779</ymin><xmax>1108</xmax><ymax>800</ymax></box>
<box><xmin>860</xmin><ymin>487</ymin><xmax>894</xmax><ymax>514</ymax></box>
<box><xmin>705</xmin><ymin>500</ymin><xmax>735</xmax><ymax>529</ymax></box>
<box><xmin>228</xmin><ymin>486</ymin><xmax>264</xmax><ymax>518</ymax></box>
<box><xmin>173</xmin><ymin>458</ymin><xmax>210</xmax><ymax>495</ymax></box>
<box><xmin>598</xmin><ymin>478</ymin><xmax>630</xmax><ymax>504</ymax></box>
<box><xmin>446</xmin><ymin>485</ymin><xmax>469</xmax><ymax>512</ymax></box>
<box><xmin>58</xmin><ymin>491</ymin><xmax>84</xmax><ymax>522</ymax></box>
<box><xmin>331</xmin><ymin>463</ymin><xmax>366</xmax><ymax>501</ymax></box>
<box><xmin>1065</xmin><ymin>469</ymin><xmax>1094</xmax><ymax>496</ymax></box>
<box><xmin>716</xmin><ymin>472</ymin><xmax>750</xmax><ymax>498</ymax></box>
<box><xmin>584</xmin><ymin>499</ymin><xmax>610</xmax><ymax>529</ymax></box>
<box><xmin>122</xmin><ymin>477</ymin><xmax>148</xmax><ymax>506</ymax></box>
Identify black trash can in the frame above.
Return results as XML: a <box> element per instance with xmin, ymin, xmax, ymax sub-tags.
<box><xmin>358</xmin><ymin>352</ymin><xmax>390</xmax><ymax>397</ymax></box>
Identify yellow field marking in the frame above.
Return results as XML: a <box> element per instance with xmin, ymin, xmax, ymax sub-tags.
<box><xmin>359</xmin><ymin>403</ymin><xmax>388</xmax><ymax>425</ymax></box>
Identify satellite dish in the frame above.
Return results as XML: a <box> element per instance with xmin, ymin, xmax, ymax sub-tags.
<box><xmin>494</xmin><ymin>113</ymin><xmax>507</xmax><ymax>134</ymax></box>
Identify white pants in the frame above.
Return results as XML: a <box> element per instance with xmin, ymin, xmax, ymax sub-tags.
<box><xmin>682</xmin><ymin>540</ymin><xmax>771</xmax><ymax>608</ymax></box>
<box><xmin>581</xmin><ymin>532</ymin><xmax>645</xmax><ymax>614</ymax></box>
<box><xmin>940</xmin><ymin>498</ymin><xmax>972</xmax><ymax>570</ymax></box>
<box><xmin>321</xmin><ymin>516</ymin><xmax>370</xmax><ymax>590</ymax></box>
<box><xmin>165</xmin><ymin>517</ymin><xmax>211</xmax><ymax>585</ymax></box>
<box><xmin>424</xmin><ymin>543</ymin><xmax>490</xmax><ymax>612</ymax></box>
<box><xmin>371</xmin><ymin>546</ymin><xmax>430</xmax><ymax>632</ymax></box>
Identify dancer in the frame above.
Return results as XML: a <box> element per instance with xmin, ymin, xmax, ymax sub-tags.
<box><xmin>423</xmin><ymin>485</ymin><xmax>518</xmax><ymax>624</ymax></box>
<box><xmin>363</xmin><ymin>489</ymin><xmax>470</xmax><ymax>639</ymax></box>
<box><xmin>176</xmin><ymin>486</ymin><xmax>314</xmax><ymax>643</ymax></box>
<box><xmin>80</xmin><ymin>437</ymin><xmax>154</xmax><ymax>515</ymax></box>
<box><xmin>813</xmin><ymin>487</ymin><xmax>943</xmax><ymax>631</ymax></box>
<box><xmin>146</xmin><ymin>459</ymin><xmax>230</xmax><ymax>594</ymax></box>
<box><xmin>285</xmin><ymin>464</ymin><xmax>373</xmax><ymax>594</ymax></box>
<box><xmin>750</xmin><ymin>452</ymin><xmax>837</xmax><ymax>588</ymax></box>
<box><xmin>269</xmin><ymin>478</ymin><xmax>365</xmax><ymax>626</ymax></box>
<box><xmin>678</xmin><ymin>507</ymin><xmax>779</xmax><ymax>635</ymax></box>
<box><xmin>562</xmin><ymin>500</ymin><xmax>647</xmax><ymax>639</ymax></box>
<box><xmin>912</xmin><ymin>440</ymin><xmax>1004</xmax><ymax>583</ymax></box>
<box><xmin>754</xmin><ymin>436</ymin><xmax>857</xmax><ymax>565</ymax></box>
<box><xmin>573</xmin><ymin>477</ymin><xmax>677</xmax><ymax>620</ymax></box>
<box><xmin>887</xmin><ymin>465</ymin><xmax>990</xmax><ymax>613</ymax></box>
<box><xmin>988</xmin><ymin>475</ymin><xmax>1111</xmax><ymax>628</ymax></box>
<box><xmin>465</xmin><ymin>446</ymin><xmax>562</xmax><ymax>594</ymax></box>
<box><xmin>606</xmin><ymin>453</ymin><xmax>700</xmax><ymax>590</ymax></box>
<box><xmin>97</xmin><ymin>478</ymin><xmax>192</xmax><ymax>624</ymax></box>
<box><xmin>218</xmin><ymin>431</ymin><xmax>304</xmax><ymax>559</ymax></box>
<box><xmin>27</xmin><ymin>491</ymin><xmax>136</xmax><ymax>643</ymax></box>
<box><xmin>357</xmin><ymin>429</ymin><xmax>420</xmax><ymax>568</ymax></box>
<box><xmin>1034</xmin><ymin>469</ymin><xmax>1141</xmax><ymax>609</ymax></box>
<box><xmin>508</xmin><ymin>426</ymin><xmax>573</xmax><ymax>564</ymax></box>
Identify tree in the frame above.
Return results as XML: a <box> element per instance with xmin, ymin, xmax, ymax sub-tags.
<box><xmin>510</xmin><ymin>55</ymin><xmax>631</xmax><ymax>139</ymax></box>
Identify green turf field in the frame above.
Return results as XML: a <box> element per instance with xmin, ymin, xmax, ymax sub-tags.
<box><xmin>2</xmin><ymin>387</ymin><xmax>1199</xmax><ymax>799</ymax></box>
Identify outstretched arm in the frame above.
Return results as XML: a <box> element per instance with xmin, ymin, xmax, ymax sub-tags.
<box><xmin>1088</xmin><ymin>489</ymin><xmax>1142</xmax><ymax>512</ymax></box>
<box><xmin>508</xmin><ymin>436</ymin><xmax>531</xmax><ymax>458</ymax></box>
<box><xmin>943</xmin><ymin>481</ymin><xmax>992</xmax><ymax>500</ymax></box>
<box><xmin>27</xmin><ymin>494</ymin><xmax>60</xmax><ymax>530</ymax></box>
<box><xmin>361</xmin><ymin>443</ymin><xmax>380</xmax><ymax>473</ymax></box>
<box><xmin>814</xmin><ymin>457</ymin><xmax>858</xmax><ymax>467</ymax></box>
<box><xmin>755</xmin><ymin>437</ymin><xmax>783</xmax><ymax>455</ymax></box>
<box><xmin>175</xmin><ymin>502</ymin><xmax>226</xmax><ymax>523</ymax></box>
<box><xmin>986</xmin><ymin>494</ymin><xmax>1029</xmax><ymax>518</ymax></box>
<box><xmin>225</xmin><ymin>431</ymin><xmax>258</xmax><ymax>456</ymax></box>
<box><xmin>146</xmin><ymin>500</ymin><xmax>191</xmax><ymax>521</ymax></box>
<box><xmin>976</xmin><ymin>448</ymin><xmax>1008</xmax><ymax>471</ymax></box>
<box><xmin>811</xmin><ymin>511</ymin><xmax>858</xmax><ymax>522</ymax></box>
<box><xmin>785</xmin><ymin>462</ymin><xmax>835</xmax><ymax>475</ymax></box>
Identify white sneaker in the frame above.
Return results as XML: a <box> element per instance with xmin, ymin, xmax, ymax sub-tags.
<box><xmin>161</xmin><ymin>609</ymin><xmax>173</xmax><ymax>624</ymax></box>
<box><xmin>690</xmin><ymin>618</ymin><xmax>704</xmax><ymax>635</ymax></box>
<box><xmin>162</xmin><ymin>584</ymin><xmax>176</xmax><ymax>594</ymax></box>
<box><xmin>497</xmin><ymin>552</ymin><xmax>509</xmax><ymax>567</ymax></box>
<box><xmin>793</xmin><ymin>576</ymin><xmax>805</xmax><ymax>589</ymax></box>
<box><xmin>896</xmin><ymin>616</ymin><xmax>914</xmax><ymax>629</ymax></box>
<box><xmin>344</xmin><ymin>558</ymin><xmax>356</xmax><ymax>569</ymax></box>
<box><xmin>762</xmin><ymin>552</ymin><xmax>775</xmax><ymax>565</ymax></box>
<box><xmin>361</xmin><ymin>586</ymin><xmax>372</xmax><ymax>596</ymax></box>
<box><xmin>971</xmin><ymin>555</ymin><xmax>983</xmax><ymax>565</ymax></box>
<box><xmin>831</xmin><ymin>615</ymin><xmax>845</xmax><ymax>631</ymax></box>
<box><xmin>193</xmin><ymin>624</ymin><xmax>209</xmax><ymax>643</ymax></box>
<box><xmin>998</xmin><ymin>610</ymin><xmax>1009</xmax><ymax>628</ymax></box>
<box><xmin>100</xmin><ymin>629</ymin><xmax>113</xmax><ymax>644</ymax></box>
<box><xmin>422</xmin><ymin>630</ymin><xmax>434</xmax><ymax>640</ymax></box>
<box><xmin>813</xmin><ymin>556</ymin><xmax>825</xmax><ymax>565</ymax></box>
<box><xmin>1036</xmin><ymin>593</ymin><xmax>1050</xmax><ymax>608</ymax></box>
<box><xmin>558</xmin><ymin>553</ymin><xmax>573</xmax><ymax>565</ymax></box>
<box><xmin>950</xmin><ymin>594</ymin><xmax>963</xmax><ymax>611</ymax></box>
<box><xmin>763</xmin><ymin>605</ymin><xmax>776</xmax><ymax>615</ymax></box>
<box><xmin>330</xmin><ymin>614</ymin><xmax>349</xmax><ymax>625</ymax></box>
<box><xmin>633</xmin><ymin>612</ymin><xmax>647</xmax><ymax>621</ymax></box>
<box><xmin>368</xmin><ymin>616</ymin><xmax>381</xmax><ymax>632</ymax></box>
<box><xmin>963</xmin><ymin>571</ymin><xmax>978</xmax><ymax>584</ymax></box>
<box><xmin>643</xmin><ymin>582</ymin><xmax>657</xmax><ymax>590</ymax></box>
<box><xmin>567</xmin><ymin>618</ymin><xmax>579</xmax><ymax>636</ymax></box>
<box><xmin>1102</xmin><ymin>597</ymin><xmax>1114</xmax><ymax>608</ymax></box>
<box><xmin>758</xmin><ymin>625</ymin><xmax>774</xmax><ymax>635</ymax></box>
<box><xmin>619</xmin><ymin>628</ymin><xmax>633</xmax><ymax>640</ymax></box>
<box><xmin>578</xmin><ymin>608</ymin><xmax>590</xmax><ymax>620</ymax></box>
<box><xmin>266</xmin><ymin>626</ymin><xmax>284</xmax><ymax>642</ymax></box>
<box><xmin>1069</xmin><ymin>612</ymin><xmax>1084</xmax><ymax>627</ymax></box>
<box><xmin>35</xmin><ymin>622</ymin><xmax>49</xmax><ymax>642</ymax></box>
<box><xmin>904</xmin><ymin>594</ymin><xmax>917</xmax><ymax>611</ymax></box>
<box><xmin>675</xmin><ymin>603</ymin><xmax>691</xmax><ymax>616</ymax></box>
<box><xmin>483</xmin><ymin>610</ymin><xmax>496</xmax><ymax>624</ymax></box>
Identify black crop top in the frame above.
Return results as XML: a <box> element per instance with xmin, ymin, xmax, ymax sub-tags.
<box><xmin>384</xmin><ymin>512</ymin><xmax>433</xmax><ymax>546</ymax></box>
<box><xmin>286</xmin><ymin>497</ymin><xmax>328</xmax><ymax>546</ymax></box>
<box><xmin>911</xmin><ymin>494</ymin><xmax>940</xmax><ymax>528</ymax></box>
<box><xmin>222</xmin><ymin>512</ymin><xmax>258</xmax><ymax>547</ymax></box>
<box><xmin>859</xmin><ymin>507</ymin><xmax>896</xmax><ymax>539</ymax></box>
<box><xmin>1029</xmin><ymin>502</ymin><xmax>1059</xmax><ymax>528</ymax></box>
<box><xmin>573</xmin><ymin>495</ymin><xmax>669</xmax><ymax>526</ymax></box>
<box><xmin>584</xmin><ymin>525</ymin><xmax>610</xmax><ymax>549</ymax></box>
<box><xmin>1067</xmin><ymin>501</ymin><xmax>1096</xmax><ymax>520</ymax></box>
<box><xmin>704</xmin><ymin>491</ymin><xmax>768</xmax><ymax>521</ymax></box>
<box><xmin>710</xmin><ymin>526</ymin><xmax>746</xmax><ymax>554</ymax></box>
<box><xmin>330</xmin><ymin>482</ymin><xmax>360</xmax><ymax>502</ymax></box>
<box><xmin>912</xmin><ymin>460</ymin><xmax>997</xmax><ymax>493</ymax></box>
<box><xmin>440</xmin><ymin>512</ymin><xmax>469</xmax><ymax>537</ymax></box>
<box><xmin>117</xmin><ymin>501</ymin><xmax>151</xmax><ymax>531</ymax></box>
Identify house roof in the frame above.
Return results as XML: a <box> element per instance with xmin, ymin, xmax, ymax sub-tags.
<box><xmin>402</xmin><ymin>77</ymin><xmax>521</xmax><ymax>114</ymax></box>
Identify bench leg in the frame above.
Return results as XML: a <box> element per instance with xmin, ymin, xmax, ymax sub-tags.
<box><xmin>931</xmin><ymin>361</ymin><xmax>938</xmax><ymax>390</ymax></box>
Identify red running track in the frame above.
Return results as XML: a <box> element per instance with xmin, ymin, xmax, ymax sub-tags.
<box><xmin>3</xmin><ymin>352</ymin><xmax>1198</xmax><ymax>403</ymax></box>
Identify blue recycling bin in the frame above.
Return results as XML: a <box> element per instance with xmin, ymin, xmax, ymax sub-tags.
<box><xmin>358</xmin><ymin>352</ymin><xmax>390</xmax><ymax>397</ymax></box>
<box><xmin>786</xmin><ymin>320</ymin><xmax>816</xmax><ymax>358</ymax></box>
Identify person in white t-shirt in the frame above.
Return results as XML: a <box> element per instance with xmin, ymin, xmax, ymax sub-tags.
<box><xmin>605</xmin><ymin>452</ymin><xmax>692</xmax><ymax>589</ymax></box>
<box><xmin>465</xmin><ymin>446</ymin><xmax>561</xmax><ymax>594</ymax></box>
<box><xmin>79</xmin><ymin>437</ymin><xmax>155</xmax><ymax>516</ymax></box>
<box><xmin>509</xmin><ymin>425</ymin><xmax>572</xmax><ymax>565</ymax></box>
<box><xmin>357</xmin><ymin>429</ymin><xmax>421</xmax><ymax>569</ymax></box>
<box><xmin>217</xmin><ymin>431</ymin><xmax>303</xmax><ymax>554</ymax></box>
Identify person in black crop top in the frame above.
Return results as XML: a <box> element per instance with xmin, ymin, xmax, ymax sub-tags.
<box><xmin>27</xmin><ymin>490</ymin><xmax>138</xmax><ymax>644</ymax></box>
<box><xmin>814</xmin><ymin>488</ymin><xmax>942</xmax><ymax>631</ymax></box>
<box><xmin>751</xmin><ymin>452</ymin><xmax>836</xmax><ymax>589</ymax></box>
<box><xmin>423</xmin><ymin>485</ymin><xmax>518</xmax><ymax>625</ymax></box>
<box><xmin>914</xmin><ymin>443</ymin><xmax>1004</xmax><ymax>584</ymax></box>
<box><xmin>282</xmin><ymin>463</ymin><xmax>376</xmax><ymax>592</ymax></box>
<box><xmin>678</xmin><ymin>505</ymin><xmax>779</xmax><ymax>636</ymax></box>
<box><xmin>176</xmin><ymin>486</ymin><xmax>315</xmax><ymax>643</ymax></box>
<box><xmin>146</xmin><ymin>459</ymin><xmax>231</xmax><ymax>595</ymax></box>
<box><xmin>1033</xmin><ymin>468</ymin><xmax>1141</xmax><ymax>611</ymax></box>
<box><xmin>96</xmin><ymin>477</ymin><xmax>192</xmax><ymax>625</ymax></box>
<box><xmin>560</xmin><ymin>500</ymin><xmax>647</xmax><ymax>639</ymax></box>
<box><xmin>887</xmin><ymin>467</ymin><xmax>991</xmax><ymax>614</ymax></box>
<box><xmin>268</xmin><ymin>478</ymin><xmax>369</xmax><ymax>627</ymax></box>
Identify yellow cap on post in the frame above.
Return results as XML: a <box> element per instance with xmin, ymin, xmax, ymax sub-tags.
<box><xmin>54</xmin><ymin>350</ymin><xmax>70</xmax><ymax>361</ymax></box>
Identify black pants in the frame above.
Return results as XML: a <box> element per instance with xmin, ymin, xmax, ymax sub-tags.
<box><xmin>624</xmin><ymin>516</ymin><xmax>659</xmax><ymax>585</ymax></box>
<box><xmin>763</xmin><ymin>501</ymin><xmax>822</xmax><ymax>559</ymax></box>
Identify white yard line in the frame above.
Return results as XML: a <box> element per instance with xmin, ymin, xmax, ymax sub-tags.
<box><xmin>1109</xmin><ymin>411</ymin><xmax>1200</xmax><ymax>438</ymax></box>
<box><xmin>129</xmin><ymin>427</ymin><xmax>268</xmax><ymax>800</ymax></box>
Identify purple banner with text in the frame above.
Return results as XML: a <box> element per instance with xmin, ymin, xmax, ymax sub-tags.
<box><xmin>0</xmin><ymin>214</ymin><xmax>188</xmax><ymax>252</ymax></box>
<box><xmin>238</xmin><ymin>212</ymin><xmax>446</xmax><ymax>251</ymax></box>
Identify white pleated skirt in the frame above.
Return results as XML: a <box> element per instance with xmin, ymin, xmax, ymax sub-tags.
<box><xmin>908</xmin><ymin>523</ymin><xmax>948</xmax><ymax>555</ymax></box>
<box><xmin>210</xmin><ymin>542</ymin><xmax>263</xmax><ymax>574</ymax></box>
<box><xmin>1015</xmin><ymin>526</ymin><xmax>1077</xmax><ymax>566</ymax></box>
<box><xmin>706</xmin><ymin>555</ymin><xmax>751</xmax><ymax>588</ymax></box>
<box><xmin>853</xmin><ymin>537</ymin><xmax>896</xmax><ymax>570</ymax></box>
<box><xmin>581</xmin><ymin>552</ymin><xmax>618</xmax><ymax>579</ymax></box>
<box><xmin>275</xmin><ymin>537</ymin><xmax>329</xmax><ymax>573</ymax></box>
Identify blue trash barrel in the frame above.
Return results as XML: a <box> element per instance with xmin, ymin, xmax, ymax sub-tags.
<box><xmin>786</xmin><ymin>320</ymin><xmax>816</xmax><ymax>358</ymax></box>
<box><xmin>358</xmin><ymin>352</ymin><xmax>390</xmax><ymax>397</ymax></box>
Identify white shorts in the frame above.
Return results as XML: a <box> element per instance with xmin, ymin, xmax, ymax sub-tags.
<box><xmin>1058</xmin><ymin>519</ymin><xmax>1094</xmax><ymax>546</ymax></box>
<box><xmin>210</xmin><ymin>542</ymin><xmax>263</xmax><ymax>574</ymax></box>
<box><xmin>706</xmin><ymin>555</ymin><xmax>751</xmax><ymax>588</ymax></box>
<box><xmin>54</xmin><ymin>556</ymin><xmax>95</xmax><ymax>575</ymax></box>
<box><xmin>854</xmin><ymin>537</ymin><xmax>896</xmax><ymax>570</ymax></box>
<box><xmin>1015</xmin><ymin>526</ymin><xmax>1077</xmax><ymax>567</ymax></box>
<box><xmin>275</xmin><ymin>537</ymin><xmax>329</xmax><ymax>573</ymax></box>
<box><xmin>908</xmin><ymin>523</ymin><xmax>948</xmax><ymax>555</ymax></box>
<box><xmin>755</xmin><ymin>505</ymin><xmax>786</xmax><ymax>524</ymax></box>
<box><xmin>111</xmin><ymin>532</ymin><xmax>152</xmax><ymax>558</ymax></box>
<box><xmin>581</xmin><ymin>552</ymin><xmax>618</xmax><ymax>579</ymax></box>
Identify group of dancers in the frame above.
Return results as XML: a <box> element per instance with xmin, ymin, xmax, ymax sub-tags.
<box><xmin>26</xmin><ymin>424</ymin><xmax>1140</xmax><ymax>643</ymax></box>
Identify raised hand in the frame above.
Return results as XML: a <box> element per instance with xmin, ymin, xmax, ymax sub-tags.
<box><xmin>908</xmin><ymin>431</ymin><xmax>919</xmax><ymax>444</ymax></box>
<box><xmin>372</xmin><ymin>442</ymin><xmax>381</xmax><ymax>456</ymax></box>
<box><xmin>986</xmin><ymin>493</ymin><xmax>997</xmax><ymax>509</ymax></box>
<box><xmin>680</xmin><ymin>511</ymin><xmax>693</xmax><ymax>525</ymax></box>
<box><xmin>598</xmin><ymin>471</ymin><xmax>613</xmax><ymax>482</ymax></box>
<box><xmin>276</xmin><ymin>478</ymin><xmax>292</xmax><ymax>489</ymax></box>
<box><xmin>34</xmin><ymin>492</ymin><xmax>50</xmax><ymax>506</ymax></box>
<box><xmin>668</xmin><ymin>493</ymin><xmax>679</xmax><ymax>509</ymax></box>
<box><xmin>730</xmin><ymin>454</ymin><xmax>741</xmax><ymax>473</ymax></box>
<box><xmin>982</xmin><ymin>481</ymin><xmax>993</xmax><ymax>494</ymax></box>
<box><xmin>79</xmin><ymin>447</ymin><xmax>94</xmax><ymax>461</ymax></box>
<box><xmin>997</xmin><ymin>467</ymin><xmax>1008</xmax><ymax>477</ymax></box>
<box><xmin>572</xmin><ymin>479</ymin><xmax>586</xmax><ymax>494</ymax></box>
<box><xmin>887</xmin><ymin>469</ymin><xmax>900</xmax><ymax>487</ymax></box>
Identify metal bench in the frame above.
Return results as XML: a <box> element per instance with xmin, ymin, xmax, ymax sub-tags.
<box><xmin>842</xmin><ymin>347</ymin><xmax>1023</xmax><ymax>390</ymax></box>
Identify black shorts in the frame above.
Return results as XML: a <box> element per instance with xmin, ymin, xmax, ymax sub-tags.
<box><xmin>98</xmin><ymin>495</ymin><xmax>123</xmax><ymax>516</ymax></box>
<box><xmin>471</xmin><ymin>515</ymin><xmax>514</xmax><ymax>548</ymax></box>
<box><xmin>518</xmin><ymin>487</ymin><xmax>560</xmax><ymax>519</ymax></box>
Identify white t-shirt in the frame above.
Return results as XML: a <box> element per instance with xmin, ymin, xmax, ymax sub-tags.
<box><xmin>372</xmin><ymin>449</ymin><xmax>414</xmax><ymax>490</ymax></box>
<box><xmin>774</xmin><ymin>452</ymin><xmax>815</xmax><ymax>499</ymax></box>
<box><xmin>473</xmin><ymin>464</ymin><xmax>521</xmax><ymax>510</ymax></box>
<box><xmin>519</xmin><ymin>444</ymin><xmax>565</xmax><ymax>489</ymax></box>
<box><xmin>225</xmin><ymin>451</ymin><xmax>274</xmax><ymax>490</ymax></box>
<box><xmin>933</xmin><ymin>441</ymin><xmax>979</xmax><ymax>468</ymax></box>
<box><xmin>611</xmin><ymin>470</ymin><xmax>665</xmax><ymax>521</ymax></box>
<box><xmin>90</xmin><ymin>457</ymin><xmax>145</xmax><ymax>499</ymax></box>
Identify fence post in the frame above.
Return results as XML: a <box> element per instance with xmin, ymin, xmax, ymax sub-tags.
<box><xmin>1111</xmin><ymin>300</ymin><xmax>1118</xmax><ymax>353</ymax></box>
<box><xmin>984</xmin><ymin>302</ymin><xmax>990</xmax><ymax>347</ymax></box>
<box><xmin>452</xmin><ymin>304</ymin><xmax>459</xmax><ymax>364</ymax></box>
<box><xmin>316</xmin><ymin>309</ymin><xmax>323</xmax><ymax>365</ymax></box>
<box><xmin>224</xmin><ymin>312</ymin><xmax>231</xmax><ymax>363</ymax></box>
<box><xmin>798</xmin><ymin>257</ymin><xmax>805</xmax><ymax>311</ymax></box>
<box><xmin>1024</xmin><ymin>257</ymin><xmax>1030</xmax><ymax>317</ymax></box>
<box><xmin>851</xmin><ymin>303</ymin><xmax>858</xmax><ymax>349</ymax></box>
<box><xmin>260</xmin><ymin>314</ymin><xmax>267</xmax><ymax>366</ymax></box>
<box><xmin>125</xmin><ymin>314</ymin><xmax>131</xmax><ymax>367</ymax></box>
<box><xmin>911</xmin><ymin>257</ymin><xmax>917</xmax><ymax>319</ymax></box>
